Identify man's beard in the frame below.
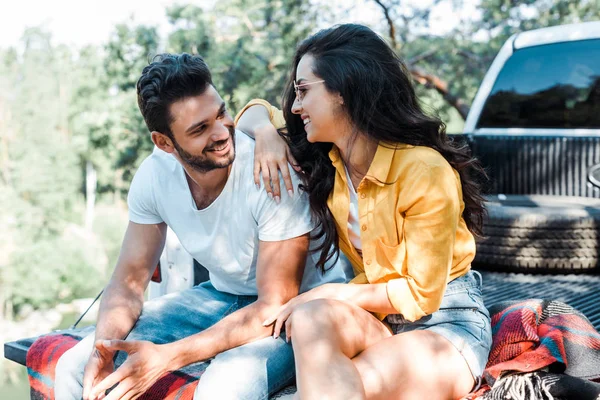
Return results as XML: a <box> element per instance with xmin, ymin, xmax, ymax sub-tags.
<box><xmin>173</xmin><ymin>127</ymin><xmax>236</xmax><ymax>173</ymax></box>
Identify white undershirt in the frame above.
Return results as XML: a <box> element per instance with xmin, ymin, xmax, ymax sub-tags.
<box><xmin>344</xmin><ymin>165</ymin><xmax>363</xmax><ymax>251</ymax></box>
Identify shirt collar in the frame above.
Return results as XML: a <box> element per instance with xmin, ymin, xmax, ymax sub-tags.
<box><xmin>328</xmin><ymin>145</ymin><xmax>342</xmax><ymax>164</ymax></box>
<box><xmin>328</xmin><ymin>142</ymin><xmax>412</xmax><ymax>187</ymax></box>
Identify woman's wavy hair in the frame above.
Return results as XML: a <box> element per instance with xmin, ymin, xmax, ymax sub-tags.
<box><xmin>281</xmin><ymin>24</ymin><xmax>487</xmax><ymax>272</ymax></box>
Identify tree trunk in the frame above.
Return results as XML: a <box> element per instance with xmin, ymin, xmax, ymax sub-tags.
<box><xmin>409</xmin><ymin>67</ymin><xmax>471</xmax><ymax>120</ymax></box>
<box><xmin>0</xmin><ymin>289</ymin><xmax>5</xmax><ymax>321</ymax></box>
<box><xmin>85</xmin><ymin>161</ymin><xmax>97</xmax><ymax>231</ymax></box>
<box><xmin>0</xmin><ymin>98</ymin><xmax>12</xmax><ymax>186</ymax></box>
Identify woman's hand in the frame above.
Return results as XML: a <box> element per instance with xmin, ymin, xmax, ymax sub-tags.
<box><xmin>262</xmin><ymin>283</ymin><xmax>351</xmax><ymax>342</ymax></box>
<box><xmin>253</xmin><ymin>122</ymin><xmax>300</xmax><ymax>202</ymax></box>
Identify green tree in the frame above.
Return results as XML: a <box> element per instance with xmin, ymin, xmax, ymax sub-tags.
<box><xmin>0</xmin><ymin>29</ymin><xmax>106</xmax><ymax>317</ymax></box>
<box><xmin>103</xmin><ymin>22</ymin><xmax>161</xmax><ymax>190</ymax></box>
<box><xmin>162</xmin><ymin>0</ymin><xmax>318</xmax><ymax>111</ymax></box>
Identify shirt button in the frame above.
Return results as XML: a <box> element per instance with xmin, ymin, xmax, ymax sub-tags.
<box><xmin>360</xmin><ymin>193</ymin><xmax>366</xmax><ymax>199</ymax></box>
<box><xmin>366</xmin><ymin>259</ymin><xmax>372</xmax><ymax>265</ymax></box>
<box><xmin>361</xmin><ymin>225</ymin><xmax>367</xmax><ymax>231</ymax></box>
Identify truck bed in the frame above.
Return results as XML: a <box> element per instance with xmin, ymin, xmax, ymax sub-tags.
<box><xmin>480</xmin><ymin>270</ymin><xmax>600</xmax><ymax>328</ymax></box>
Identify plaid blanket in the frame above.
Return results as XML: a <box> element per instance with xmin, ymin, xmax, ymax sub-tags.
<box><xmin>467</xmin><ymin>299</ymin><xmax>600</xmax><ymax>400</ymax></box>
<box><xmin>28</xmin><ymin>299</ymin><xmax>600</xmax><ymax>399</ymax></box>
<box><xmin>25</xmin><ymin>329</ymin><xmax>296</xmax><ymax>399</ymax></box>
<box><xmin>26</xmin><ymin>331</ymin><xmax>201</xmax><ymax>400</ymax></box>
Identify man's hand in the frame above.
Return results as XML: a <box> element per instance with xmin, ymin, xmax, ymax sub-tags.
<box><xmin>83</xmin><ymin>221</ymin><xmax>167</xmax><ymax>399</ymax></box>
<box><xmin>88</xmin><ymin>340</ymin><xmax>170</xmax><ymax>400</ymax></box>
<box><xmin>262</xmin><ymin>283</ymin><xmax>351</xmax><ymax>342</ymax></box>
<box><xmin>253</xmin><ymin>122</ymin><xmax>300</xmax><ymax>202</ymax></box>
<box><xmin>82</xmin><ymin>340</ymin><xmax>116</xmax><ymax>400</ymax></box>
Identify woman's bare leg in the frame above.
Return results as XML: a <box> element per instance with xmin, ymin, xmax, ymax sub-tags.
<box><xmin>288</xmin><ymin>299</ymin><xmax>392</xmax><ymax>400</ymax></box>
<box><xmin>288</xmin><ymin>299</ymin><xmax>475</xmax><ymax>400</ymax></box>
<box><xmin>353</xmin><ymin>330</ymin><xmax>474</xmax><ymax>400</ymax></box>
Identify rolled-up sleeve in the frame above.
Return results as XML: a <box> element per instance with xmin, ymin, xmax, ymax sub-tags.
<box><xmin>386</xmin><ymin>162</ymin><xmax>460</xmax><ymax>322</ymax></box>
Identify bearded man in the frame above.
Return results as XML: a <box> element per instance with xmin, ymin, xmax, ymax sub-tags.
<box><xmin>54</xmin><ymin>53</ymin><xmax>350</xmax><ymax>400</ymax></box>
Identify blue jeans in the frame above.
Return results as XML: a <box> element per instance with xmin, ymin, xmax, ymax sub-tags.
<box><xmin>55</xmin><ymin>281</ymin><xmax>295</xmax><ymax>400</ymax></box>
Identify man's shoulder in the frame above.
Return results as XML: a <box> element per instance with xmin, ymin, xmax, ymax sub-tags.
<box><xmin>233</xmin><ymin>129</ymin><xmax>255</xmax><ymax>160</ymax></box>
<box><xmin>129</xmin><ymin>148</ymin><xmax>181</xmax><ymax>199</ymax></box>
<box><xmin>230</xmin><ymin>131</ymin><xmax>257</xmax><ymax>182</ymax></box>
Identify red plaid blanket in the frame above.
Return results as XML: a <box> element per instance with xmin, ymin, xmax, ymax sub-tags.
<box><xmin>28</xmin><ymin>299</ymin><xmax>600</xmax><ymax>399</ymax></box>
<box><xmin>26</xmin><ymin>333</ymin><xmax>201</xmax><ymax>400</ymax></box>
<box><xmin>467</xmin><ymin>299</ymin><xmax>600</xmax><ymax>399</ymax></box>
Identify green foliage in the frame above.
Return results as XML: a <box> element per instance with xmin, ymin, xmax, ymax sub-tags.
<box><xmin>102</xmin><ymin>23</ymin><xmax>161</xmax><ymax>191</ymax></box>
<box><xmin>479</xmin><ymin>0</ymin><xmax>599</xmax><ymax>34</ymax></box>
<box><xmin>0</xmin><ymin>28</ymin><xmax>81</xmax><ymax>241</ymax></box>
<box><xmin>0</xmin><ymin>367</ymin><xmax>29</xmax><ymax>397</ymax></box>
<box><xmin>0</xmin><ymin>29</ymin><xmax>109</xmax><ymax>317</ymax></box>
<box><xmin>166</xmin><ymin>5</ymin><xmax>213</xmax><ymax>56</ymax></box>
<box><xmin>206</xmin><ymin>0</ymin><xmax>318</xmax><ymax>109</ymax></box>
<box><xmin>92</xmin><ymin>204</ymin><xmax>129</xmax><ymax>270</ymax></box>
<box><xmin>5</xmin><ymin>228</ymin><xmax>106</xmax><ymax>313</ymax></box>
<box><xmin>105</xmin><ymin>23</ymin><xmax>160</xmax><ymax>92</ymax></box>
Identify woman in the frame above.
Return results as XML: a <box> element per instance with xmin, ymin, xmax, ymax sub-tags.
<box><xmin>236</xmin><ymin>24</ymin><xmax>491</xmax><ymax>400</ymax></box>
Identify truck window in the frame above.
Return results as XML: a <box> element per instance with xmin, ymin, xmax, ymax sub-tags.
<box><xmin>477</xmin><ymin>39</ymin><xmax>600</xmax><ymax>129</ymax></box>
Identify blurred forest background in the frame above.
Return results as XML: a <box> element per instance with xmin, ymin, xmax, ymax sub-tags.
<box><xmin>0</xmin><ymin>0</ymin><xmax>598</xmax><ymax>392</ymax></box>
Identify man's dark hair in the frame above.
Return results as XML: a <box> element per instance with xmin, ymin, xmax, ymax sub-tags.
<box><xmin>137</xmin><ymin>53</ymin><xmax>213</xmax><ymax>139</ymax></box>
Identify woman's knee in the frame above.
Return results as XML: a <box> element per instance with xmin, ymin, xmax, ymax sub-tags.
<box><xmin>289</xmin><ymin>299</ymin><xmax>341</xmax><ymax>336</ymax></box>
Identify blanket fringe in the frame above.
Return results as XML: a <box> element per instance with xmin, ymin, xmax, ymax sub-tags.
<box><xmin>481</xmin><ymin>372</ymin><xmax>558</xmax><ymax>400</ymax></box>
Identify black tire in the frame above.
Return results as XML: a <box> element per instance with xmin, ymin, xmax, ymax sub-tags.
<box><xmin>474</xmin><ymin>195</ymin><xmax>600</xmax><ymax>273</ymax></box>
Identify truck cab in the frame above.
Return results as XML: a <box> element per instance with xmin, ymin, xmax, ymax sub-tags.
<box><xmin>465</xmin><ymin>21</ymin><xmax>600</xmax><ymax>136</ymax></box>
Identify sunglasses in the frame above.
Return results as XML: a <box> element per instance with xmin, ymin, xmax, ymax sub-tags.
<box><xmin>293</xmin><ymin>79</ymin><xmax>325</xmax><ymax>102</ymax></box>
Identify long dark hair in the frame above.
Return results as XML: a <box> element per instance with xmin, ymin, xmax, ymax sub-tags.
<box><xmin>281</xmin><ymin>24</ymin><xmax>487</xmax><ymax>272</ymax></box>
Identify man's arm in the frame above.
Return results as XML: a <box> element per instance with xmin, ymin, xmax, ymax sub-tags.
<box><xmin>94</xmin><ymin>221</ymin><xmax>167</xmax><ymax>342</ymax></box>
<box><xmin>166</xmin><ymin>233</ymin><xmax>309</xmax><ymax>369</ymax></box>
<box><xmin>88</xmin><ymin>233</ymin><xmax>309</xmax><ymax>400</ymax></box>
<box><xmin>83</xmin><ymin>221</ymin><xmax>166</xmax><ymax>399</ymax></box>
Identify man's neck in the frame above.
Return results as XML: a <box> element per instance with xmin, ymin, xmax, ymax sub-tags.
<box><xmin>183</xmin><ymin>164</ymin><xmax>232</xmax><ymax>210</ymax></box>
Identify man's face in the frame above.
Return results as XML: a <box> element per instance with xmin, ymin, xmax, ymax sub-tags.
<box><xmin>168</xmin><ymin>85</ymin><xmax>236</xmax><ymax>173</ymax></box>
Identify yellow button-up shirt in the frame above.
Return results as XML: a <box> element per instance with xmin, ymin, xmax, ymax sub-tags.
<box><xmin>236</xmin><ymin>99</ymin><xmax>476</xmax><ymax>322</ymax></box>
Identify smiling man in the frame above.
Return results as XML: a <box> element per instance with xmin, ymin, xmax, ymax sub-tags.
<box><xmin>54</xmin><ymin>53</ymin><xmax>350</xmax><ymax>400</ymax></box>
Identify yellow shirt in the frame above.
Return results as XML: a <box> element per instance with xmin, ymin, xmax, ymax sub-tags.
<box><xmin>236</xmin><ymin>99</ymin><xmax>476</xmax><ymax>322</ymax></box>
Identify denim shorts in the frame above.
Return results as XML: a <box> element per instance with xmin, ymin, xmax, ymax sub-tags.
<box><xmin>385</xmin><ymin>270</ymin><xmax>492</xmax><ymax>380</ymax></box>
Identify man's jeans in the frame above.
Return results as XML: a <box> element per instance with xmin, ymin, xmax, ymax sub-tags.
<box><xmin>55</xmin><ymin>281</ymin><xmax>295</xmax><ymax>400</ymax></box>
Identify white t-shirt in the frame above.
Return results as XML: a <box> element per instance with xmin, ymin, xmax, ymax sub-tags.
<box><xmin>128</xmin><ymin>132</ymin><xmax>352</xmax><ymax>295</ymax></box>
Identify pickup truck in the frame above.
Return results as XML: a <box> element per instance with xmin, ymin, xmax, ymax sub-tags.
<box><xmin>5</xmin><ymin>20</ymin><xmax>600</xmax><ymax>399</ymax></box>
